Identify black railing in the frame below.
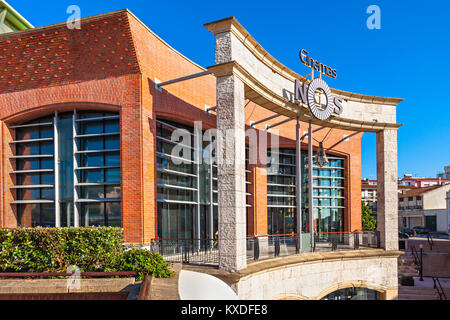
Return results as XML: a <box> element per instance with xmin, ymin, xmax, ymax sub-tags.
<box><xmin>427</xmin><ymin>233</ymin><xmax>434</xmax><ymax>251</ymax></box>
<box><xmin>247</xmin><ymin>235</ymin><xmax>299</xmax><ymax>261</ymax></box>
<box><xmin>411</xmin><ymin>246</ymin><xmax>420</xmax><ymax>266</ymax></box>
<box><xmin>432</xmin><ymin>277</ymin><xmax>448</xmax><ymax>300</ymax></box>
<box><xmin>151</xmin><ymin>231</ymin><xmax>381</xmax><ymax>266</ymax></box>
<box><xmin>149</xmin><ymin>239</ymin><xmax>218</xmax><ymax>265</ymax></box>
<box><xmin>247</xmin><ymin>231</ymin><xmax>380</xmax><ymax>262</ymax></box>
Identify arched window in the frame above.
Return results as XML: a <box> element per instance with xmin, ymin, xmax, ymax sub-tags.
<box><xmin>321</xmin><ymin>287</ymin><xmax>380</xmax><ymax>300</ymax></box>
<box><xmin>11</xmin><ymin>110</ymin><xmax>121</xmax><ymax>228</ymax></box>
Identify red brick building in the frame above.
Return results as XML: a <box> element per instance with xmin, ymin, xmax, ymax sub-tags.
<box><xmin>0</xmin><ymin>10</ymin><xmax>363</xmax><ymax>244</ymax></box>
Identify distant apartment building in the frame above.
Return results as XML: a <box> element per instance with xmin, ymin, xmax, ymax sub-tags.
<box><xmin>361</xmin><ymin>179</ymin><xmax>377</xmax><ymax>204</ymax></box>
<box><xmin>437</xmin><ymin>166</ymin><xmax>450</xmax><ymax>180</ymax></box>
<box><xmin>398</xmin><ymin>184</ymin><xmax>450</xmax><ymax>233</ymax></box>
<box><xmin>399</xmin><ymin>174</ymin><xmax>450</xmax><ymax>188</ymax></box>
<box><xmin>362</xmin><ymin>179</ymin><xmax>412</xmax><ymax>220</ymax></box>
<box><xmin>447</xmin><ymin>191</ymin><xmax>450</xmax><ymax>232</ymax></box>
<box><xmin>0</xmin><ymin>0</ymin><xmax>33</xmax><ymax>34</ymax></box>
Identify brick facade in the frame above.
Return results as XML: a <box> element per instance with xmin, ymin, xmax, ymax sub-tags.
<box><xmin>0</xmin><ymin>10</ymin><xmax>362</xmax><ymax>243</ymax></box>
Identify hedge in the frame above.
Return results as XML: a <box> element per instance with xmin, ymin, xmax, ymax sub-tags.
<box><xmin>0</xmin><ymin>227</ymin><xmax>172</xmax><ymax>280</ymax></box>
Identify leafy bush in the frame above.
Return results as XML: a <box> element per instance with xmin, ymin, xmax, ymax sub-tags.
<box><xmin>114</xmin><ymin>249</ymin><xmax>173</xmax><ymax>280</ymax></box>
<box><xmin>362</xmin><ymin>202</ymin><xmax>377</xmax><ymax>231</ymax></box>
<box><xmin>0</xmin><ymin>227</ymin><xmax>172</xmax><ymax>279</ymax></box>
<box><xmin>400</xmin><ymin>276</ymin><xmax>415</xmax><ymax>286</ymax></box>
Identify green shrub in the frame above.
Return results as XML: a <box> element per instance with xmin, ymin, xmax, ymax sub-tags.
<box><xmin>114</xmin><ymin>249</ymin><xmax>173</xmax><ymax>280</ymax></box>
<box><xmin>0</xmin><ymin>227</ymin><xmax>172</xmax><ymax>279</ymax></box>
<box><xmin>400</xmin><ymin>276</ymin><xmax>415</xmax><ymax>286</ymax></box>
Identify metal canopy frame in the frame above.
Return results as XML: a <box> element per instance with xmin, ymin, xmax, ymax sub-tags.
<box><xmin>155</xmin><ymin>71</ymin><xmax>212</xmax><ymax>89</ymax></box>
<box><xmin>154</xmin><ymin>67</ymin><xmax>361</xmax><ymax>254</ymax></box>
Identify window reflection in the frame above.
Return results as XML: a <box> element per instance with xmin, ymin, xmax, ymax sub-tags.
<box><xmin>13</xmin><ymin>111</ymin><xmax>121</xmax><ymax>228</ymax></box>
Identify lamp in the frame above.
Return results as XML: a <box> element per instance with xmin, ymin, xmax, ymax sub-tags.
<box><xmin>314</xmin><ymin>142</ymin><xmax>329</xmax><ymax>168</ymax></box>
<box><xmin>419</xmin><ymin>244</ymin><xmax>424</xmax><ymax>281</ymax></box>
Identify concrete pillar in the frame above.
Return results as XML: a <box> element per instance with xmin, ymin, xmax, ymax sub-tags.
<box><xmin>216</xmin><ymin>74</ymin><xmax>247</xmax><ymax>272</ymax></box>
<box><xmin>382</xmin><ymin>287</ymin><xmax>399</xmax><ymax>300</ymax></box>
<box><xmin>376</xmin><ymin>129</ymin><xmax>399</xmax><ymax>251</ymax></box>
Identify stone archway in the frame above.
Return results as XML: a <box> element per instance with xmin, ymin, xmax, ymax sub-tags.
<box><xmin>315</xmin><ymin>281</ymin><xmax>387</xmax><ymax>300</ymax></box>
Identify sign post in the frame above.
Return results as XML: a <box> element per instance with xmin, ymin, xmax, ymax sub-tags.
<box><xmin>295</xmin><ymin>117</ymin><xmax>302</xmax><ymax>252</ymax></box>
<box><xmin>308</xmin><ymin>119</ymin><xmax>314</xmax><ymax>252</ymax></box>
<box><xmin>295</xmin><ymin>51</ymin><xmax>344</xmax><ymax>252</ymax></box>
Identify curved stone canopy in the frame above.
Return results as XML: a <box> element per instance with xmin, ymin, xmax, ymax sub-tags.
<box><xmin>205</xmin><ymin>17</ymin><xmax>403</xmax><ymax>133</ymax></box>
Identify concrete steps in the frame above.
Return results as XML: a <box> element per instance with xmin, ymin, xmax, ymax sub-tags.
<box><xmin>398</xmin><ymin>286</ymin><xmax>450</xmax><ymax>300</ymax></box>
<box><xmin>398</xmin><ymin>253</ymin><xmax>419</xmax><ymax>278</ymax></box>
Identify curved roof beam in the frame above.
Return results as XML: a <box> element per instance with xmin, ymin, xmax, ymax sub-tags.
<box><xmin>205</xmin><ymin>17</ymin><xmax>403</xmax><ymax>133</ymax></box>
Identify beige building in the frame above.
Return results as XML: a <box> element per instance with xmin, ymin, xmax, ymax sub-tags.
<box><xmin>447</xmin><ymin>191</ymin><xmax>450</xmax><ymax>232</ymax></box>
<box><xmin>398</xmin><ymin>184</ymin><xmax>450</xmax><ymax>232</ymax></box>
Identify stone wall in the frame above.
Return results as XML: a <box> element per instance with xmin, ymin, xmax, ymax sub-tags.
<box><xmin>234</xmin><ymin>255</ymin><xmax>399</xmax><ymax>300</ymax></box>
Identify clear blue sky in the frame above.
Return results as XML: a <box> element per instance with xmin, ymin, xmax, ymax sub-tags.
<box><xmin>9</xmin><ymin>0</ymin><xmax>450</xmax><ymax>179</ymax></box>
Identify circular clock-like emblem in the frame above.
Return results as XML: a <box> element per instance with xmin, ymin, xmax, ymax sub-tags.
<box><xmin>307</xmin><ymin>78</ymin><xmax>334</xmax><ymax>121</ymax></box>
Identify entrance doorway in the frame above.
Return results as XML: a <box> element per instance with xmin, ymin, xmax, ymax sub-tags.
<box><xmin>425</xmin><ymin>216</ymin><xmax>437</xmax><ymax>232</ymax></box>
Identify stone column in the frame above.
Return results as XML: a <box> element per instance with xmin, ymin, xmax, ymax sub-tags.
<box><xmin>216</xmin><ymin>74</ymin><xmax>247</xmax><ymax>272</ymax></box>
<box><xmin>376</xmin><ymin>129</ymin><xmax>399</xmax><ymax>251</ymax></box>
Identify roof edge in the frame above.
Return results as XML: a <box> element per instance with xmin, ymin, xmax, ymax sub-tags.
<box><xmin>204</xmin><ymin>17</ymin><xmax>404</xmax><ymax>106</ymax></box>
<box><xmin>0</xmin><ymin>9</ymin><xmax>128</xmax><ymax>40</ymax></box>
<box><xmin>125</xmin><ymin>10</ymin><xmax>207</xmax><ymax>72</ymax></box>
<box><xmin>0</xmin><ymin>0</ymin><xmax>34</xmax><ymax>29</ymax></box>
<box><xmin>0</xmin><ymin>8</ymin><xmax>208</xmax><ymax>73</ymax></box>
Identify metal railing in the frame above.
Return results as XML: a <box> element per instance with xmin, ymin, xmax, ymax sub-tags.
<box><xmin>427</xmin><ymin>233</ymin><xmax>434</xmax><ymax>251</ymax></box>
<box><xmin>150</xmin><ymin>231</ymin><xmax>381</xmax><ymax>266</ymax></box>
<box><xmin>432</xmin><ymin>277</ymin><xmax>448</xmax><ymax>300</ymax></box>
<box><xmin>411</xmin><ymin>246</ymin><xmax>420</xmax><ymax>266</ymax></box>
<box><xmin>247</xmin><ymin>231</ymin><xmax>380</xmax><ymax>262</ymax></box>
<box><xmin>149</xmin><ymin>239</ymin><xmax>218</xmax><ymax>265</ymax></box>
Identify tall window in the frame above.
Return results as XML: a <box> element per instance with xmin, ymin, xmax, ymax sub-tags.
<box><xmin>267</xmin><ymin>148</ymin><xmax>345</xmax><ymax>236</ymax></box>
<box><xmin>12</xmin><ymin>111</ymin><xmax>121</xmax><ymax>228</ymax></box>
<box><xmin>267</xmin><ymin>149</ymin><xmax>297</xmax><ymax>235</ymax></box>
<box><xmin>12</xmin><ymin>116</ymin><xmax>55</xmax><ymax>227</ymax></box>
<box><xmin>75</xmin><ymin>112</ymin><xmax>121</xmax><ymax>227</ymax></box>
<box><xmin>310</xmin><ymin>155</ymin><xmax>345</xmax><ymax>241</ymax></box>
<box><xmin>156</xmin><ymin>120</ymin><xmax>197</xmax><ymax>240</ymax></box>
<box><xmin>156</xmin><ymin>119</ymin><xmax>251</xmax><ymax>240</ymax></box>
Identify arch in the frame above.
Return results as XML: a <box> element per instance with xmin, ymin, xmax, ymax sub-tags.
<box><xmin>271</xmin><ymin>294</ymin><xmax>309</xmax><ymax>300</ymax></box>
<box><xmin>2</xmin><ymin>102</ymin><xmax>121</xmax><ymax>125</ymax></box>
<box><xmin>315</xmin><ymin>281</ymin><xmax>387</xmax><ymax>300</ymax></box>
<box><xmin>205</xmin><ymin>17</ymin><xmax>403</xmax><ymax>132</ymax></box>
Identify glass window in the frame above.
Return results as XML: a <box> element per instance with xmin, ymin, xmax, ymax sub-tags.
<box><xmin>106</xmin><ymin>202</ymin><xmax>121</xmax><ymax>227</ymax></box>
<box><xmin>321</xmin><ymin>288</ymin><xmax>380</xmax><ymax>300</ymax></box>
<box><xmin>12</xmin><ymin>111</ymin><xmax>121</xmax><ymax>228</ymax></box>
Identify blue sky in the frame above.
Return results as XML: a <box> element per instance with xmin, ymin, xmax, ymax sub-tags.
<box><xmin>9</xmin><ymin>0</ymin><xmax>450</xmax><ymax>179</ymax></box>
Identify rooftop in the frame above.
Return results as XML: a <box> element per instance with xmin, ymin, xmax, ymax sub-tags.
<box><xmin>399</xmin><ymin>185</ymin><xmax>443</xmax><ymax>198</ymax></box>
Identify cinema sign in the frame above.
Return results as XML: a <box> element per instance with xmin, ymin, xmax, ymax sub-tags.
<box><xmin>295</xmin><ymin>50</ymin><xmax>344</xmax><ymax>121</ymax></box>
<box><xmin>294</xmin><ymin>79</ymin><xmax>343</xmax><ymax>121</ymax></box>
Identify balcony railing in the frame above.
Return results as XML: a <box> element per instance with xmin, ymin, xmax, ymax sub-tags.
<box><xmin>398</xmin><ymin>206</ymin><xmax>423</xmax><ymax>211</ymax></box>
<box><xmin>149</xmin><ymin>231</ymin><xmax>380</xmax><ymax>266</ymax></box>
<box><xmin>149</xmin><ymin>239</ymin><xmax>218</xmax><ymax>265</ymax></box>
<box><xmin>247</xmin><ymin>231</ymin><xmax>380</xmax><ymax>262</ymax></box>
